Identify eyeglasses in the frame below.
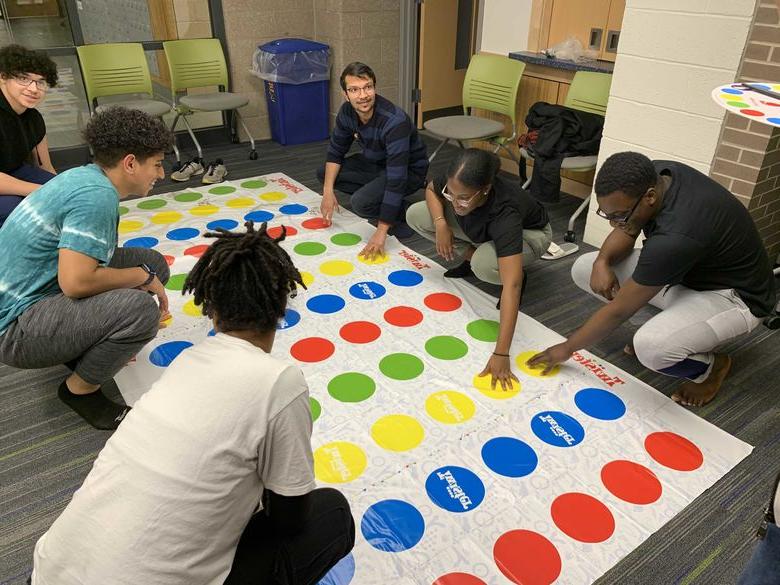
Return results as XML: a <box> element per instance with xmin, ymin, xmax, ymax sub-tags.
<box><xmin>442</xmin><ymin>184</ymin><xmax>486</xmax><ymax>208</ymax></box>
<box><xmin>596</xmin><ymin>193</ymin><xmax>644</xmax><ymax>224</ymax></box>
<box><xmin>14</xmin><ymin>75</ymin><xmax>49</xmax><ymax>91</ymax></box>
<box><xmin>345</xmin><ymin>83</ymin><xmax>375</xmax><ymax>96</ymax></box>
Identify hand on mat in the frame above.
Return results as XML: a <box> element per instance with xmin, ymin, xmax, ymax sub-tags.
<box><xmin>140</xmin><ymin>276</ymin><xmax>169</xmax><ymax>317</ymax></box>
<box><xmin>527</xmin><ymin>343</ymin><xmax>572</xmax><ymax>375</ymax></box>
<box><xmin>320</xmin><ymin>191</ymin><xmax>340</xmax><ymax>225</ymax></box>
<box><xmin>435</xmin><ymin>223</ymin><xmax>455</xmax><ymax>262</ymax></box>
<box><xmin>590</xmin><ymin>261</ymin><xmax>620</xmax><ymax>300</ymax></box>
<box><xmin>479</xmin><ymin>354</ymin><xmax>519</xmax><ymax>392</ymax></box>
<box><xmin>359</xmin><ymin>230</ymin><xmax>386</xmax><ymax>261</ymax></box>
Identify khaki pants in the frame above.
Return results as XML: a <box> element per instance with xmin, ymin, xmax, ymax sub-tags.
<box><xmin>406</xmin><ymin>200</ymin><xmax>553</xmax><ymax>285</ymax></box>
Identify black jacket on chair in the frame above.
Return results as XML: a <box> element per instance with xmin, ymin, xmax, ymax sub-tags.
<box><xmin>523</xmin><ymin>102</ymin><xmax>605</xmax><ymax>203</ymax></box>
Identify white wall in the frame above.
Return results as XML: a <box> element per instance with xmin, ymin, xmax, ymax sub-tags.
<box><xmin>478</xmin><ymin>0</ymin><xmax>533</xmax><ymax>55</ymax></box>
<box><xmin>583</xmin><ymin>0</ymin><xmax>757</xmax><ymax>247</ymax></box>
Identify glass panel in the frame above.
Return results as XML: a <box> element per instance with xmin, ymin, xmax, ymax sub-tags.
<box><xmin>36</xmin><ymin>54</ymin><xmax>91</xmax><ymax>148</ymax></box>
<box><xmin>2</xmin><ymin>0</ymin><xmax>74</xmax><ymax>48</ymax></box>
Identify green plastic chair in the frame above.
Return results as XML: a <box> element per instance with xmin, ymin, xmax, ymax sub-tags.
<box><xmin>76</xmin><ymin>42</ymin><xmax>179</xmax><ymax>161</ymax></box>
<box><xmin>163</xmin><ymin>38</ymin><xmax>256</xmax><ymax>166</ymax></box>
<box><xmin>424</xmin><ymin>54</ymin><xmax>526</xmax><ymax>162</ymax></box>
<box><xmin>520</xmin><ymin>70</ymin><xmax>612</xmax><ymax>259</ymax></box>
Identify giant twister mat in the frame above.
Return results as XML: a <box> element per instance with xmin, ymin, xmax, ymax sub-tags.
<box><xmin>114</xmin><ymin>173</ymin><xmax>752</xmax><ymax>585</ymax></box>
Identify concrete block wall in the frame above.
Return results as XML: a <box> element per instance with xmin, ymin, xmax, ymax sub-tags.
<box><xmin>582</xmin><ymin>0</ymin><xmax>757</xmax><ymax>247</ymax></box>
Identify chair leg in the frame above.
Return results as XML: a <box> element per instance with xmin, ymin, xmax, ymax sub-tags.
<box><xmin>456</xmin><ymin>140</ymin><xmax>466</xmax><ymax>149</ymax></box>
<box><xmin>428</xmin><ymin>138</ymin><xmax>450</xmax><ymax>163</ymax></box>
<box><xmin>541</xmin><ymin>194</ymin><xmax>591</xmax><ymax>261</ymax></box>
<box><xmin>169</xmin><ymin>113</ymin><xmax>183</xmax><ymax>167</ymax></box>
<box><xmin>234</xmin><ymin>110</ymin><xmax>258</xmax><ymax>160</ymax></box>
<box><xmin>180</xmin><ymin>115</ymin><xmax>203</xmax><ymax>162</ymax></box>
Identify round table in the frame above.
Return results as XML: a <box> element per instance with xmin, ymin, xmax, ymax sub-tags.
<box><xmin>711</xmin><ymin>82</ymin><xmax>780</xmax><ymax>127</ymax></box>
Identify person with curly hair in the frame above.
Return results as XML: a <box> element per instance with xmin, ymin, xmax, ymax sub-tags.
<box><xmin>529</xmin><ymin>151</ymin><xmax>776</xmax><ymax>407</ymax></box>
<box><xmin>0</xmin><ymin>106</ymin><xmax>174</xmax><ymax>430</ymax></box>
<box><xmin>0</xmin><ymin>44</ymin><xmax>60</xmax><ymax>227</ymax></box>
<box><xmin>31</xmin><ymin>221</ymin><xmax>355</xmax><ymax>585</ymax></box>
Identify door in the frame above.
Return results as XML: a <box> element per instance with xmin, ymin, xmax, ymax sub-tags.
<box><xmin>546</xmin><ymin>0</ymin><xmax>611</xmax><ymax>58</ymax></box>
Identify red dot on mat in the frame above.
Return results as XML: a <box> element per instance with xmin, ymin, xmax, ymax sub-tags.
<box><xmin>268</xmin><ymin>225</ymin><xmax>298</xmax><ymax>238</ymax></box>
<box><xmin>424</xmin><ymin>292</ymin><xmax>463</xmax><ymax>312</ymax></box>
<box><xmin>433</xmin><ymin>573</ymin><xmax>487</xmax><ymax>585</ymax></box>
<box><xmin>551</xmin><ymin>492</ymin><xmax>615</xmax><ymax>543</ymax></box>
<box><xmin>290</xmin><ymin>337</ymin><xmax>334</xmax><ymax>362</ymax></box>
<box><xmin>340</xmin><ymin>321</ymin><xmax>381</xmax><ymax>344</ymax></box>
<box><xmin>163</xmin><ymin>255</ymin><xmax>175</xmax><ymax>266</ymax></box>
<box><xmin>601</xmin><ymin>460</ymin><xmax>662</xmax><ymax>505</ymax></box>
<box><xmin>644</xmin><ymin>431</ymin><xmax>703</xmax><ymax>471</ymax></box>
<box><xmin>384</xmin><ymin>306</ymin><xmax>424</xmax><ymax>327</ymax></box>
<box><xmin>740</xmin><ymin>108</ymin><xmax>764</xmax><ymax>116</ymax></box>
<box><xmin>493</xmin><ymin>529</ymin><xmax>562</xmax><ymax>585</ymax></box>
<box><xmin>302</xmin><ymin>217</ymin><xmax>329</xmax><ymax>230</ymax></box>
<box><xmin>184</xmin><ymin>244</ymin><xmax>209</xmax><ymax>257</ymax></box>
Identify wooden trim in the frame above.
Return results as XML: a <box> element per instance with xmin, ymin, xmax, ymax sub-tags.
<box><xmin>147</xmin><ymin>0</ymin><xmax>178</xmax><ymax>86</ymax></box>
<box><xmin>528</xmin><ymin>0</ymin><xmax>555</xmax><ymax>52</ymax></box>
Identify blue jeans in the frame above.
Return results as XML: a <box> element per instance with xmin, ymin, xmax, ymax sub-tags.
<box><xmin>0</xmin><ymin>164</ymin><xmax>56</xmax><ymax>228</ymax></box>
<box><xmin>738</xmin><ymin>523</ymin><xmax>780</xmax><ymax>585</ymax></box>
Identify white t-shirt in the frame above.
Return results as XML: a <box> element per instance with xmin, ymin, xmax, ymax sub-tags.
<box><xmin>32</xmin><ymin>333</ymin><xmax>316</xmax><ymax>585</ymax></box>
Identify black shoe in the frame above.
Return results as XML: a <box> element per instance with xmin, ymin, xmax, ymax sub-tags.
<box><xmin>496</xmin><ymin>272</ymin><xmax>529</xmax><ymax>310</ymax></box>
<box><xmin>444</xmin><ymin>260</ymin><xmax>474</xmax><ymax>279</ymax></box>
<box><xmin>58</xmin><ymin>380</ymin><xmax>131</xmax><ymax>430</ymax></box>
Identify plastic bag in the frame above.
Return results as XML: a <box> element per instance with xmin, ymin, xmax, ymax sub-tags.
<box><xmin>252</xmin><ymin>41</ymin><xmax>330</xmax><ymax>85</ymax></box>
<box><xmin>543</xmin><ymin>36</ymin><xmax>598</xmax><ymax>63</ymax></box>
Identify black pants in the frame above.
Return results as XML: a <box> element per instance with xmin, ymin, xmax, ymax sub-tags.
<box><xmin>317</xmin><ymin>154</ymin><xmax>425</xmax><ymax>222</ymax></box>
<box><xmin>224</xmin><ymin>488</ymin><xmax>355</xmax><ymax>585</ymax></box>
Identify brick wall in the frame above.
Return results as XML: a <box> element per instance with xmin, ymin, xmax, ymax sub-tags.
<box><xmin>709</xmin><ymin>0</ymin><xmax>780</xmax><ymax>261</ymax></box>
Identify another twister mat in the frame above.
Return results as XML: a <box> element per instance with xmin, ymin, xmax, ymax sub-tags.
<box><xmin>114</xmin><ymin>173</ymin><xmax>752</xmax><ymax>585</ymax></box>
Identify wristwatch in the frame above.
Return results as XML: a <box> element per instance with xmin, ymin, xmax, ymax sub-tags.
<box><xmin>138</xmin><ymin>263</ymin><xmax>156</xmax><ymax>286</ymax></box>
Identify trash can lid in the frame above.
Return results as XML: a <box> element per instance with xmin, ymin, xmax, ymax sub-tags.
<box><xmin>259</xmin><ymin>38</ymin><xmax>329</xmax><ymax>54</ymax></box>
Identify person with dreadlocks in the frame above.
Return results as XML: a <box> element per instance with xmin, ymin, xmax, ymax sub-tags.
<box><xmin>31</xmin><ymin>221</ymin><xmax>356</xmax><ymax>585</ymax></box>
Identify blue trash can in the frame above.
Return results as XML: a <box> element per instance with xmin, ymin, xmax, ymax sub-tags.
<box><xmin>253</xmin><ymin>38</ymin><xmax>330</xmax><ymax>146</ymax></box>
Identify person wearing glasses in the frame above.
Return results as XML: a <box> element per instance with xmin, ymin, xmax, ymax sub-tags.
<box><xmin>318</xmin><ymin>62</ymin><xmax>428</xmax><ymax>260</ymax></box>
<box><xmin>407</xmin><ymin>148</ymin><xmax>552</xmax><ymax>390</ymax></box>
<box><xmin>0</xmin><ymin>44</ymin><xmax>58</xmax><ymax>227</ymax></box>
<box><xmin>529</xmin><ymin>152</ymin><xmax>776</xmax><ymax>406</ymax></box>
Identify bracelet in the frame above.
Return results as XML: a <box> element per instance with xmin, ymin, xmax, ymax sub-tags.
<box><xmin>433</xmin><ymin>216</ymin><xmax>445</xmax><ymax>223</ymax></box>
<box><xmin>492</xmin><ymin>352</ymin><xmax>510</xmax><ymax>357</ymax></box>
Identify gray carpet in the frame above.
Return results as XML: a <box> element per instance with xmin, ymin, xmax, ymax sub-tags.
<box><xmin>1</xmin><ymin>135</ymin><xmax>778</xmax><ymax>585</ymax></box>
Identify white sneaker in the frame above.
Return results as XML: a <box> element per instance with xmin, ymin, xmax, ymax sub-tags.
<box><xmin>202</xmin><ymin>159</ymin><xmax>228</xmax><ymax>184</ymax></box>
<box><xmin>171</xmin><ymin>159</ymin><xmax>204</xmax><ymax>182</ymax></box>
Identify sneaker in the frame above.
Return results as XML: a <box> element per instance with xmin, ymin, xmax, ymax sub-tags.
<box><xmin>170</xmin><ymin>159</ymin><xmax>204</xmax><ymax>182</ymax></box>
<box><xmin>202</xmin><ymin>159</ymin><xmax>228</xmax><ymax>184</ymax></box>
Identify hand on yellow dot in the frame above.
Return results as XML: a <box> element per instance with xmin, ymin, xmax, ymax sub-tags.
<box><xmin>358</xmin><ymin>229</ymin><xmax>387</xmax><ymax>261</ymax></box>
<box><xmin>522</xmin><ymin>345</ymin><xmax>569</xmax><ymax>376</ymax></box>
<box><xmin>478</xmin><ymin>353</ymin><xmax>519</xmax><ymax>392</ymax></box>
<box><xmin>473</xmin><ymin>372</ymin><xmax>521</xmax><ymax>400</ymax></box>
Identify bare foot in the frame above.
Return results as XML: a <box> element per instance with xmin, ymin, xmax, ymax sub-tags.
<box><xmin>671</xmin><ymin>354</ymin><xmax>732</xmax><ymax>407</ymax></box>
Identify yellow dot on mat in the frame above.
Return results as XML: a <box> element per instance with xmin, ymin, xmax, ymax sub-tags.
<box><xmin>319</xmin><ymin>260</ymin><xmax>354</xmax><ymax>276</ymax></box>
<box><xmin>260</xmin><ymin>191</ymin><xmax>287</xmax><ymax>202</ymax></box>
<box><xmin>357</xmin><ymin>253</ymin><xmax>390</xmax><ymax>265</ymax></box>
<box><xmin>189</xmin><ymin>204</ymin><xmax>219</xmax><ymax>216</ymax></box>
<box><xmin>515</xmin><ymin>350</ymin><xmax>560</xmax><ymax>378</ymax></box>
<box><xmin>226</xmin><ymin>197</ymin><xmax>256</xmax><ymax>208</ymax></box>
<box><xmin>314</xmin><ymin>441</ymin><xmax>367</xmax><ymax>483</ymax></box>
<box><xmin>118</xmin><ymin>219</ymin><xmax>144</xmax><ymax>233</ymax></box>
<box><xmin>150</xmin><ymin>210</ymin><xmax>183</xmax><ymax>224</ymax></box>
<box><xmin>472</xmin><ymin>373</ymin><xmax>521</xmax><ymax>400</ymax></box>
<box><xmin>371</xmin><ymin>414</ymin><xmax>425</xmax><ymax>452</ymax></box>
<box><xmin>160</xmin><ymin>315</ymin><xmax>173</xmax><ymax>328</ymax></box>
<box><xmin>425</xmin><ymin>390</ymin><xmax>476</xmax><ymax>424</ymax></box>
<box><xmin>182</xmin><ymin>298</ymin><xmax>203</xmax><ymax>317</ymax></box>
<box><xmin>299</xmin><ymin>271</ymin><xmax>314</xmax><ymax>288</ymax></box>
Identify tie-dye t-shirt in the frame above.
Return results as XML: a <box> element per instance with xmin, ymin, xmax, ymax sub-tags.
<box><xmin>0</xmin><ymin>164</ymin><xmax>118</xmax><ymax>334</ymax></box>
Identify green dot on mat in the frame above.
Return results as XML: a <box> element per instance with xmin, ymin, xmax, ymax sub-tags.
<box><xmin>240</xmin><ymin>179</ymin><xmax>267</xmax><ymax>189</ymax></box>
<box><xmin>294</xmin><ymin>242</ymin><xmax>327</xmax><ymax>256</ymax></box>
<box><xmin>466</xmin><ymin>319</ymin><xmax>500</xmax><ymax>342</ymax></box>
<box><xmin>165</xmin><ymin>273</ymin><xmax>188</xmax><ymax>291</ymax></box>
<box><xmin>310</xmin><ymin>397</ymin><xmax>321</xmax><ymax>422</ymax></box>
<box><xmin>118</xmin><ymin>206</ymin><xmax>129</xmax><ymax>216</ymax></box>
<box><xmin>425</xmin><ymin>335</ymin><xmax>469</xmax><ymax>360</ymax></box>
<box><xmin>330</xmin><ymin>232</ymin><xmax>362</xmax><ymax>246</ymax></box>
<box><xmin>174</xmin><ymin>192</ymin><xmax>202</xmax><ymax>202</ymax></box>
<box><xmin>328</xmin><ymin>372</ymin><xmax>376</xmax><ymax>403</ymax></box>
<box><xmin>727</xmin><ymin>100</ymin><xmax>749</xmax><ymax>108</ymax></box>
<box><xmin>379</xmin><ymin>353</ymin><xmax>424</xmax><ymax>381</ymax></box>
<box><xmin>137</xmin><ymin>198</ymin><xmax>167</xmax><ymax>210</ymax></box>
<box><xmin>209</xmin><ymin>185</ymin><xmax>236</xmax><ymax>195</ymax></box>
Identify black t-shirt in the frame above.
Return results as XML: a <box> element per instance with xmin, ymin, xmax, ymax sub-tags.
<box><xmin>432</xmin><ymin>173</ymin><xmax>549</xmax><ymax>257</ymax></box>
<box><xmin>633</xmin><ymin>160</ymin><xmax>776</xmax><ymax>317</ymax></box>
<box><xmin>0</xmin><ymin>88</ymin><xmax>46</xmax><ymax>173</ymax></box>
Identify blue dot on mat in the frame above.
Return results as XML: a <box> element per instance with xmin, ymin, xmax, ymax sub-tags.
<box><xmin>277</xmin><ymin>308</ymin><xmax>301</xmax><ymax>330</ymax></box>
<box><xmin>531</xmin><ymin>410</ymin><xmax>585</xmax><ymax>448</ymax></box>
<box><xmin>481</xmin><ymin>437</ymin><xmax>538</xmax><ymax>478</ymax></box>
<box><xmin>753</xmin><ymin>83</ymin><xmax>772</xmax><ymax>90</ymax></box>
<box><xmin>166</xmin><ymin>227</ymin><xmax>200</xmax><ymax>241</ymax></box>
<box><xmin>306</xmin><ymin>294</ymin><xmax>346</xmax><ymax>314</ymax></box>
<box><xmin>123</xmin><ymin>236</ymin><xmax>158</xmax><ymax>248</ymax></box>
<box><xmin>207</xmin><ymin>329</ymin><xmax>216</xmax><ymax>337</ymax></box>
<box><xmin>244</xmin><ymin>210</ymin><xmax>274</xmax><ymax>223</ymax></box>
<box><xmin>279</xmin><ymin>203</ymin><xmax>308</xmax><ymax>215</ymax></box>
<box><xmin>767</xmin><ymin>117</ymin><xmax>780</xmax><ymax>125</ymax></box>
<box><xmin>387</xmin><ymin>270</ymin><xmax>423</xmax><ymax>287</ymax></box>
<box><xmin>361</xmin><ymin>499</ymin><xmax>425</xmax><ymax>552</ymax></box>
<box><xmin>574</xmin><ymin>387</ymin><xmax>626</xmax><ymax>421</ymax></box>
<box><xmin>425</xmin><ymin>466</ymin><xmax>485</xmax><ymax>513</ymax></box>
<box><xmin>317</xmin><ymin>552</ymin><xmax>355</xmax><ymax>585</ymax></box>
<box><xmin>149</xmin><ymin>340</ymin><xmax>193</xmax><ymax>367</ymax></box>
<box><xmin>207</xmin><ymin>219</ymin><xmax>239</xmax><ymax>231</ymax></box>
<box><xmin>349</xmin><ymin>281</ymin><xmax>386</xmax><ymax>300</ymax></box>
<box><xmin>722</xmin><ymin>88</ymin><xmax>743</xmax><ymax>95</ymax></box>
